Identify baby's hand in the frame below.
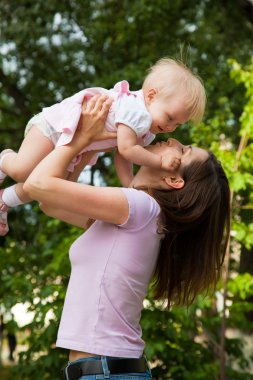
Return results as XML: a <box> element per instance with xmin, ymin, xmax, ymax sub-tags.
<box><xmin>161</xmin><ymin>152</ymin><xmax>181</xmax><ymax>171</ymax></box>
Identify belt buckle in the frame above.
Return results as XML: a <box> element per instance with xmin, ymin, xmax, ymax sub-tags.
<box><xmin>65</xmin><ymin>363</ymin><xmax>82</xmax><ymax>380</ymax></box>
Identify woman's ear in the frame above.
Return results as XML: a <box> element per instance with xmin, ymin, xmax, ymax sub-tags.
<box><xmin>163</xmin><ymin>175</ymin><xmax>185</xmax><ymax>189</ymax></box>
<box><xmin>145</xmin><ymin>88</ymin><xmax>158</xmax><ymax>105</ymax></box>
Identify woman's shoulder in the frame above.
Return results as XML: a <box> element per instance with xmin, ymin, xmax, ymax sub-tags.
<box><xmin>118</xmin><ymin>187</ymin><xmax>161</xmax><ymax>228</ymax></box>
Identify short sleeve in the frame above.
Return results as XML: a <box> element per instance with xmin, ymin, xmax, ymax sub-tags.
<box><xmin>115</xmin><ymin>94</ymin><xmax>152</xmax><ymax>138</ymax></box>
<box><xmin>118</xmin><ymin>188</ymin><xmax>161</xmax><ymax>231</ymax></box>
<box><xmin>140</xmin><ymin>132</ymin><xmax>155</xmax><ymax>147</ymax></box>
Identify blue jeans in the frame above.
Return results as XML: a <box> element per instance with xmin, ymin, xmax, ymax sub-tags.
<box><xmin>64</xmin><ymin>356</ymin><xmax>152</xmax><ymax>380</ymax></box>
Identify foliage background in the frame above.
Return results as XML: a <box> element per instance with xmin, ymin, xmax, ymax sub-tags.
<box><xmin>0</xmin><ymin>0</ymin><xmax>253</xmax><ymax>379</ymax></box>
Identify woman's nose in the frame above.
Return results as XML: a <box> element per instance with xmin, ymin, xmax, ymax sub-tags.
<box><xmin>167</xmin><ymin>138</ymin><xmax>181</xmax><ymax>147</ymax></box>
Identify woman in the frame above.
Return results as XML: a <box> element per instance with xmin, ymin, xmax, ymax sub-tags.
<box><xmin>24</xmin><ymin>95</ymin><xmax>230</xmax><ymax>380</ymax></box>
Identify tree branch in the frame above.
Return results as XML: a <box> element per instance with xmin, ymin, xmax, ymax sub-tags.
<box><xmin>241</xmin><ymin>0</ymin><xmax>253</xmax><ymax>24</ymax></box>
<box><xmin>219</xmin><ymin>131</ymin><xmax>249</xmax><ymax>380</ymax></box>
<box><xmin>0</xmin><ymin>67</ymin><xmax>30</xmax><ymax>117</ymax></box>
<box><xmin>0</xmin><ymin>105</ymin><xmax>21</xmax><ymax>117</ymax></box>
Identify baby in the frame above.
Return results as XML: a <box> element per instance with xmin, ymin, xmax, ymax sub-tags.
<box><xmin>0</xmin><ymin>57</ymin><xmax>206</xmax><ymax>235</ymax></box>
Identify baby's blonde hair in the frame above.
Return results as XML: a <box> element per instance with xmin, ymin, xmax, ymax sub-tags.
<box><xmin>142</xmin><ymin>57</ymin><xmax>206</xmax><ymax>124</ymax></box>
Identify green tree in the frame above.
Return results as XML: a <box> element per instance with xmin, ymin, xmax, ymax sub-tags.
<box><xmin>1</xmin><ymin>1</ymin><xmax>253</xmax><ymax>379</ymax></box>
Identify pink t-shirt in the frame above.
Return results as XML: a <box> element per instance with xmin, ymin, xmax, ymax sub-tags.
<box><xmin>56</xmin><ymin>188</ymin><xmax>162</xmax><ymax>357</ymax></box>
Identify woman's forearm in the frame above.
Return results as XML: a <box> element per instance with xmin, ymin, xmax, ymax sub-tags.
<box><xmin>23</xmin><ymin>141</ymin><xmax>89</xmax><ymax>202</ymax></box>
<box><xmin>67</xmin><ymin>151</ymin><xmax>96</xmax><ymax>182</ymax></box>
<box><xmin>114</xmin><ymin>149</ymin><xmax>134</xmax><ymax>187</ymax></box>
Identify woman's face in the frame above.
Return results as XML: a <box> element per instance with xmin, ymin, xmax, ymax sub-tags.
<box><xmin>148</xmin><ymin>138</ymin><xmax>209</xmax><ymax>171</ymax></box>
<box><xmin>133</xmin><ymin>138</ymin><xmax>209</xmax><ymax>189</ymax></box>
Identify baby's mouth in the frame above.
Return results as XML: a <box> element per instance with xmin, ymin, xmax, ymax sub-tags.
<box><xmin>157</xmin><ymin>125</ymin><xmax>163</xmax><ymax>132</ymax></box>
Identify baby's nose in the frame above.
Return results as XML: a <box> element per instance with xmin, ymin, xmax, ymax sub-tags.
<box><xmin>167</xmin><ymin>125</ymin><xmax>176</xmax><ymax>132</ymax></box>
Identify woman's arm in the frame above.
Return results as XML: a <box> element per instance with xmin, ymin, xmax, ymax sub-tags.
<box><xmin>39</xmin><ymin>203</ymin><xmax>90</xmax><ymax>228</ymax></box>
<box><xmin>114</xmin><ymin>148</ymin><xmax>134</xmax><ymax>187</ymax></box>
<box><xmin>34</xmin><ymin>180</ymin><xmax>129</xmax><ymax>225</ymax></box>
<box><xmin>67</xmin><ymin>151</ymin><xmax>96</xmax><ymax>182</ymax></box>
<box><xmin>24</xmin><ymin>95</ymin><xmax>129</xmax><ymax>226</ymax></box>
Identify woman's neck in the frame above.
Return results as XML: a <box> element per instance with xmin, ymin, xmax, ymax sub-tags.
<box><xmin>129</xmin><ymin>171</ymin><xmax>159</xmax><ymax>190</ymax></box>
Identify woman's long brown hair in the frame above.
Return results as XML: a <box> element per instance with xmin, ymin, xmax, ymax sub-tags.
<box><xmin>151</xmin><ymin>153</ymin><xmax>230</xmax><ymax>308</ymax></box>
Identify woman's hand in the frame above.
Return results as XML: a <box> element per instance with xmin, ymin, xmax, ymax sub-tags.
<box><xmin>72</xmin><ymin>95</ymin><xmax>116</xmax><ymax>151</ymax></box>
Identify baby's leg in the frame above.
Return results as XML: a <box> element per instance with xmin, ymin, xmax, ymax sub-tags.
<box><xmin>0</xmin><ymin>126</ymin><xmax>54</xmax><ymax>183</ymax></box>
<box><xmin>0</xmin><ymin>182</ymin><xmax>34</xmax><ymax>236</ymax></box>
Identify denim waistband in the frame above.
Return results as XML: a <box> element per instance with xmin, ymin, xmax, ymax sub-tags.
<box><xmin>64</xmin><ymin>355</ymin><xmax>152</xmax><ymax>379</ymax></box>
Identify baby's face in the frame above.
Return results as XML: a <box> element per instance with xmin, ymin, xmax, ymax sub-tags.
<box><xmin>146</xmin><ymin>91</ymin><xmax>190</xmax><ymax>135</ymax></box>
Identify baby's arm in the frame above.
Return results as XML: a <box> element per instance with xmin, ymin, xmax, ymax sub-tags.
<box><xmin>117</xmin><ymin>124</ymin><xmax>161</xmax><ymax>168</ymax></box>
<box><xmin>117</xmin><ymin>124</ymin><xmax>178</xmax><ymax>171</ymax></box>
<box><xmin>114</xmin><ymin>149</ymin><xmax>133</xmax><ymax>187</ymax></box>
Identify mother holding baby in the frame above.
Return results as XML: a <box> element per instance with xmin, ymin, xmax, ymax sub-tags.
<box><xmin>24</xmin><ymin>95</ymin><xmax>230</xmax><ymax>380</ymax></box>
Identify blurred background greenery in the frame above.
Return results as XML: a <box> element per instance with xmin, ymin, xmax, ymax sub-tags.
<box><xmin>0</xmin><ymin>0</ymin><xmax>253</xmax><ymax>379</ymax></box>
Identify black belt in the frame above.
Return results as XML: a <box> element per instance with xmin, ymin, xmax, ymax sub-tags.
<box><xmin>65</xmin><ymin>357</ymin><xmax>147</xmax><ymax>380</ymax></box>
